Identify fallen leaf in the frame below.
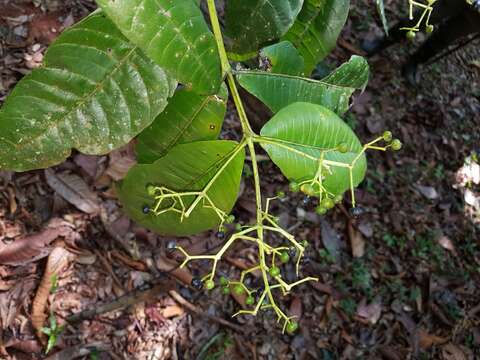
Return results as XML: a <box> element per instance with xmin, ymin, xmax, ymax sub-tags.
<box><xmin>441</xmin><ymin>343</ymin><xmax>466</xmax><ymax>360</ymax></box>
<box><xmin>419</xmin><ymin>329</ymin><xmax>447</xmax><ymax>349</ymax></box>
<box><xmin>31</xmin><ymin>247</ymin><xmax>75</xmax><ymax>341</ymax></box>
<box><xmin>161</xmin><ymin>305</ymin><xmax>184</xmax><ymax>318</ymax></box>
<box><xmin>289</xmin><ymin>296</ymin><xmax>303</xmax><ymax>320</ymax></box>
<box><xmin>105</xmin><ymin>145</ymin><xmax>136</xmax><ymax>181</ymax></box>
<box><xmin>0</xmin><ymin>218</ymin><xmax>77</xmax><ymax>265</ymax></box>
<box><xmin>437</xmin><ymin>236</ymin><xmax>457</xmax><ymax>254</ymax></box>
<box><xmin>348</xmin><ymin>221</ymin><xmax>365</xmax><ymax>258</ymax></box>
<box><xmin>414</xmin><ymin>184</ymin><xmax>439</xmax><ymax>200</ymax></box>
<box><xmin>155</xmin><ymin>255</ymin><xmax>192</xmax><ymax>286</ymax></box>
<box><xmin>321</xmin><ymin>219</ymin><xmax>342</xmax><ymax>262</ymax></box>
<box><xmin>356</xmin><ymin>297</ymin><xmax>382</xmax><ymax>324</ymax></box>
<box><xmin>0</xmin><ymin>278</ymin><xmax>35</xmax><ymax>329</ymax></box>
<box><xmin>45</xmin><ymin>169</ymin><xmax>100</xmax><ymax>214</ymax></box>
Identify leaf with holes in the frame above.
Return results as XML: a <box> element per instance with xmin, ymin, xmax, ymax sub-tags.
<box><xmin>0</xmin><ymin>11</ymin><xmax>176</xmax><ymax>171</ymax></box>
<box><xmin>236</xmin><ymin>70</ymin><xmax>354</xmax><ymax>115</ymax></box>
<box><xmin>118</xmin><ymin>140</ymin><xmax>245</xmax><ymax>236</ymax></box>
<box><xmin>97</xmin><ymin>0</ymin><xmax>222</xmax><ymax>94</ymax></box>
<box><xmin>283</xmin><ymin>0</ymin><xmax>350</xmax><ymax>75</ymax></box>
<box><xmin>260</xmin><ymin>102</ymin><xmax>366</xmax><ymax>196</ymax></box>
<box><xmin>260</xmin><ymin>41</ymin><xmax>305</xmax><ymax>76</ymax></box>
<box><xmin>136</xmin><ymin>84</ymin><xmax>228</xmax><ymax>164</ymax></box>
<box><xmin>225</xmin><ymin>0</ymin><xmax>304</xmax><ymax>58</ymax></box>
<box><xmin>321</xmin><ymin>55</ymin><xmax>369</xmax><ymax>90</ymax></box>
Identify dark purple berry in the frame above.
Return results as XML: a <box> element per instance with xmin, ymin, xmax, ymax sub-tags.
<box><xmin>166</xmin><ymin>240</ymin><xmax>176</xmax><ymax>253</ymax></box>
<box><xmin>142</xmin><ymin>205</ymin><xmax>150</xmax><ymax>214</ymax></box>
<box><xmin>216</xmin><ymin>231</ymin><xmax>225</xmax><ymax>239</ymax></box>
<box><xmin>191</xmin><ymin>277</ymin><xmax>203</xmax><ymax>290</ymax></box>
<box><xmin>349</xmin><ymin>207</ymin><xmax>366</xmax><ymax>218</ymax></box>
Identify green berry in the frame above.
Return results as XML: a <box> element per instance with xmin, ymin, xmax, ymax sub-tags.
<box><xmin>276</xmin><ymin>191</ymin><xmax>286</xmax><ymax>199</ymax></box>
<box><xmin>225</xmin><ymin>215</ymin><xmax>235</xmax><ymax>224</ymax></box>
<box><xmin>337</xmin><ymin>142</ymin><xmax>348</xmax><ymax>153</ymax></box>
<box><xmin>301</xmin><ymin>240</ymin><xmax>309</xmax><ymax>248</ymax></box>
<box><xmin>146</xmin><ymin>184</ymin><xmax>156</xmax><ymax>196</ymax></box>
<box><xmin>245</xmin><ymin>295</ymin><xmax>255</xmax><ymax>305</ymax></box>
<box><xmin>426</xmin><ymin>24</ymin><xmax>434</xmax><ymax>34</ymax></box>
<box><xmin>406</xmin><ymin>30</ymin><xmax>416</xmax><ymax>41</ymax></box>
<box><xmin>286</xmin><ymin>320</ymin><xmax>299</xmax><ymax>334</ymax></box>
<box><xmin>222</xmin><ymin>286</ymin><xmax>230</xmax><ymax>295</ymax></box>
<box><xmin>334</xmin><ymin>194</ymin><xmax>343</xmax><ymax>204</ymax></box>
<box><xmin>220</xmin><ymin>276</ymin><xmax>229</xmax><ymax>286</ymax></box>
<box><xmin>269</xmin><ymin>266</ymin><xmax>281</xmax><ymax>277</ymax></box>
<box><xmin>205</xmin><ymin>280</ymin><xmax>215</xmax><ymax>290</ymax></box>
<box><xmin>391</xmin><ymin>139</ymin><xmax>402</xmax><ymax>151</ymax></box>
<box><xmin>279</xmin><ymin>251</ymin><xmax>290</xmax><ymax>263</ymax></box>
<box><xmin>322</xmin><ymin>197</ymin><xmax>335</xmax><ymax>209</ymax></box>
<box><xmin>289</xmin><ymin>181</ymin><xmax>300</xmax><ymax>192</ymax></box>
<box><xmin>316</xmin><ymin>206</ymin><xmax>327</xmax><ymax>215</ymax></box>
<box><xmin>235</xmin><ymin>223</ymin><xmax>242</xmax><ymax>231</ymax></box>
<box><xmin>233</xmin><ymin>284</ymin><xmax>245</xmax><ymax>295</ymax></box>
<box><xmin>301</xmin><ymin>183</ymin><xmax>315</xmax><ymax>196</ymax></box>
<box><xmin>382</xmin><ymin>131</ymin><xmax>393</xmax><ymax>142</ymax></box>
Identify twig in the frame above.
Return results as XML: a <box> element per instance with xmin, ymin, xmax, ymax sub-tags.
<box><xmin>169</xmin><ymin>290</ymin><xmax>245</xmax><ymax>333</ymax></box>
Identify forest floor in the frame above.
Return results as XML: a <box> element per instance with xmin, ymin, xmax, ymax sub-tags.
<box><xmin>0</xmin><ymin>1</ymin><xmax>479</xmax><ymax>359</ymax></box>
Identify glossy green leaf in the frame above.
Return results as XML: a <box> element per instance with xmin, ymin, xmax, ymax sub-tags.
<box><xmin>118</xmin><ymin>140</ymin><xmax>245</xmax><ymax>236</ymax></box>
<box><xmin>225</xmin><ymin>0</ymin><xmax>304</xmax><ymax>57</ymax></box>
<box><xmin>283</xmin><ymin>0</ymin><xmax>350</xmax><ymax>75</ymax></box>
<box><xmin>0</xmin><ymin>11</ymin><xmax>176</xmax><ymax>172</ymax></box>
<box><xmin>97</xmin><ymin>0</ymin><xmax>222</xmax><ymax>94</ymax></box>
<box><xmin>236</xmin><ymin>70</ymin><xmax>354</xmax><ymax>115</ymax></box>
<box><xmin>321</xmin><ymin>55</ymin><xmax>369</xmax><ymax>90</ymax></box>
<box><xmin>136</xmin><ymin>85</ymin><xmax>228</xmax><ymax>163</ymax></box>
<box><xmin>260</xmin><ymin>41</ymin><xmax>305</xmax><ymax>76</ymax></box>
<box><xmin>260</xmin><ymin>102</ymin><xmax>366</xmax><ymax>196</ymax></box>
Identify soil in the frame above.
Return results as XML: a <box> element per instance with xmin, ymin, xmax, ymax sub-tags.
<box><xmin>0</xmin><ymin>1</ymin><xmax>479</xmax><ymax>359</ymax></box>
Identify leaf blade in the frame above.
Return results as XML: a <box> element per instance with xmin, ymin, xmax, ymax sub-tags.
<box><xmin>321</xmin><ymin>55</ymin><xmax>369</xmax><ymax>90</ymax></box>
<box><xmin>260</xmin><ymin>41</ymin><xmax>305</xmax><ymax>76</ymax></box>
<box><xmin>0</xmin><ymin>12</ymin><xmax>176</xmax><ymax>171</ymax></box>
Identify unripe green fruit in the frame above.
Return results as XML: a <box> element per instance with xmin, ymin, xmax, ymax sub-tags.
<box><xmin>406</xmin><ymin>31</ymin><xmax>416</xmax><ymax>41</ymax></box>
<box><xmin>269</xmin><ymin>266</ymin><xmax>281</xmax><ymax>277</ymax></box>
<box><xmin>280</xmin><ymin>251</ymin><xmax>290</xmax><ymax>263</ymax></box>
<box><xmin>205</xmin><ymin>280</ymin><xmax>215</xmax><ymax>290</ymax></box>
<box><xmin>382</xmin><ymin>131</ymin><xmax>392</xmax><ymax>142</ymax></box>
<box><xmin>337</xmin><ymin>142</ymin><xmax>349</xmax><ymax>153</ymax></box>
<box><xmin>222</xmin><ymin>286</ymin><xmax>230</xmax><ymax>295</ymax></box>
<box><xmin>286</xmin><ymin>321</ymin><xmax>299</xmax><ymax>334</ymax></box>
<box><xmin>220</xmin><ymin>276</ymin><xmax>229</xmax><ymax>286</ymax></box>
<box><xmin>225</xmin><ymin>215</ymin><xmax>235</xmax><ymax>224</ymax></box>
<box><xmin>301</xmin><ymin>183</ymin><xmax>315</xmax><ymax>196</ymax></box>
<box><xmin>316</xmin><ymin>206</ymin><xmax>327</xmax><ymax>215</ymax></box>
<box><xmin>322</xmin><ymin>197</ymin><xmax>335</xmax><ymax>209</ymax></box>
<box><xmin>334</xmin><ymin>194</ymin><xmax>343</xmax><ymax>203</ymax></box>
<box><xmin>146</xmin><ymin>184</ymin><xmax>156</xmax><ymax>196</ymax></box>
<box><xmin>233</xmin><ymin>284</ymin><xmax>245</xmax><ymax>295</ymax></box>
<box><xmin>276</xmin><ymin>191</ymin><xmax>286</xmax><ymax>199</ymax></box>
<box><xmin>426</xmin><ymin>24</ymin><xmax>434</xmax><ymax>34</ymax></box>
<box><xmin>289</xmin><ymin>181</ymin><xmax>300</xmax><ymax>192</ymax></box>
<box><xmin>391</xmin><ymin>139</ymin><xmax>402</xmax><ymax>151</ymax></box>
<box><xmin>245</xmin><ymin>295</ymin><xmax>255</xmax><ymax>305</ymax></box>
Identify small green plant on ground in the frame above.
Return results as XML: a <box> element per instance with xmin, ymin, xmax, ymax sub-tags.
<box><xmin>41</xmin><ymin>315</ymin><xmax>64</xmax><ymax>354</ymax></box>
<box><xmin>0</xmin><ymin>1</ymin><xmax>401</xmax><ymax>332</ymax></box>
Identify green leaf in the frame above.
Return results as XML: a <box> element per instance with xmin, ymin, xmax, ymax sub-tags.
<box><xmin>260</xmin><ymin>102</ymin><xmax>366</xmax><ymax>196</ymax></box>
<box><xmin>260</xmin><ymin>41</ymin><xmax>305</xmax><ymax>76</ymax></box>
<box><xmin>236</xmin><ymin>70</ymin><xmax>354</xmax><ymax>115</ymax></box>
<box><xmin>0</xmin><ymin>11</ymin><xmax>176</xmax><ymax>172</ymax></box>
<box><xmin>321</xmin><ymin>55</ymin><xmax>369</xmax><ymax>90</ymax></box>
<box><xmin>136</xmin><ymin>84</ymin><xmax>228</xmax><ymax>163</ymax></box>
<box><xmin>225</xmin><ymin>0</ymin><xmax>304</xmax><ymax>57</ymax></box>
<box><xmin>118</xmin><ymin>141</ymin><xmax>245</xmax><ymax>236</ymax></box>
<box><xmin>283</xmin><ymin>0</ymin><xmax>350</xmax><ymax>75</ymax></box>
<box><xmin>97</xmin><ymin>0</ymin><xmax>222</xmax><ymax>94</ymax></box>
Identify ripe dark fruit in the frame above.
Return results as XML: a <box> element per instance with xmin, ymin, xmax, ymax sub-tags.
<box><xmin>216</xmin><ymin>231</ymin><xmax>225</xmax><ymax>239</ymax></box>
<box><xmin>349</xmin><ymin>207</ymin><xmax>365</xmax><ymax>218</ymax></box>
<box><xmin>269</xmin><ymin>266</ymin><xmax>280</xmax><ymax>277</ymax></box>
<box><xmin>337</xmin><ymin>142</ymin><xmax>348</xmax><ymax>153</ymax></box>
<box><xmin>391</xmin><ymin>139</ymin><xmax>402</xmax><ymax>151</ymax></box>
<box><xmin>302</xmin><ymin>196</ymin><xmax>311</xmax><ymax>206</ymax></box>
<box><xmin>166</xmin><ymin>240</ymin><xmax>176</xmax><ymax>253</ymax></box>
<box><xmin>142</xmin><ymin>205</ymin><xmax>150</xmax><ymax>214</ymax></box>
<box><xmin>280</xmin><ymin>251</ymin><xmax>290</xmax><ymax>263</ymax></box>
<box><xmin>191</xmin><ymin>277</ymin><xmax>203</xmax><ymax>290</ymax></box>
<box><xmin>288</xmin><ymin>247</ymin><xmax>297</xmax><ymax>258</ymax></box>
<box><xmin>233</xmin><ymin>284</ymin><xmax>245</xmax><ymax>295</ymax></box>
<box><xmin>382</xmin><ymin>131</ymin><xmax>393</xmax><ymax>142</ymax></box>
<box><xmin>246</xmin><ymin>295</ymin><xmax>255</xmax><ymax>305</ymax></box>
<box><xmin>205</xmin><ymin>280</ymin><xmax>215</xmax><ymax>290</ymax></box>
<box><xmin>289</xmin><ymin>181</ymin><xmax>300</xmax><ymax>192</ymax></box>
<box><xmin>286</xmin><ymin>321</ymin><xmax>299</xmax><ymax>334</ymax></box>
<box><xmin>316</xmin><ymin>206</ymin><xmax>327</xmax><ymax>215</ymax></box>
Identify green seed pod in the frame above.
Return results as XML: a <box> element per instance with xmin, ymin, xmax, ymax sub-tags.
<box><xmin>337</xmin><ymin>142</ymin><xmax>349</xmax><ymax>153</ymax></box>
<box><xmin>382</xmin><ymin>131</ymin><xmax>393</xmax><ymax>142</ymax></box>
<box><xmin>269</xmin><ymin>266</ymin><xmax>280</xmax><ymax>277</ymax></box>
<box><xmin>289</xmin><ymin>181</ymin><xmax>300</xmax><ymax>192</ymax></box>
<box><xmin>391</xmin><ymin>139</ymin><xmax>402</xmax><ymax>151</ymax></box>
<box><xmin>205</xmin><ymin>280</ymin><xmax>215</xmax><ymax>290</ymax></box>
<box><xmin>245</xmin><ymin>295</ymin><xmax>255</xmax><ymax>305</ymax></box>
<box><xmin>279</xmin><ymin>251</ymin><xmax>290</xmax><ymax>263</ymax></box>
<box><xmin>286</xmin><ymin>320</ymin><xmax>299</xmax><ymax>334</ymax></box>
